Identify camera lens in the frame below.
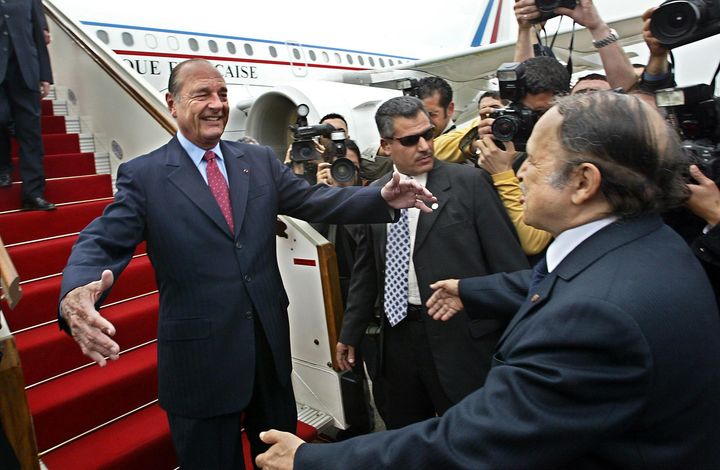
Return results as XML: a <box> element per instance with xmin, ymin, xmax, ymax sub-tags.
<box><xmin>536</xmin><ymin>0</ymin><xmax>561</xmax><ymax>12</ymax></box>
<box><xmin>331</xmin><ymin>158</ymin><xmax>357</xmax><ymax>184</ymax></box>
<box><xmin>651</xmin><ymin>1</ymin><xmax>702</xmax><ymax>42</ymax></box>
<box><xmin>492</xmin><ymin>116</ymin><xmax>520</xmax><ymax>142</ymax></box>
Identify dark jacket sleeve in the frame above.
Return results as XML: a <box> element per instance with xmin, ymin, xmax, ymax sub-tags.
<box><xmin>459</xmin><ymin>270</ymin><xmax>531</xmax><ymax>322</ymax></box>
<box><xmin>338</xmin><ymin>223</ymin><xmax>380</xmax><ymax>347</ymax></box>
<box><xmin>32</xmin><ymin>0</ymin><xmax>53</xmax><ymax>83</ymax></box>
<box><xmin>692</xmin><ymin>224</ymin><xmax>720</xmax><ymax>306</ymax></box>
<box><xmin>295</xmin><ymin>299</ymin><xmax>653</xmax><ymax>469</ymax></box>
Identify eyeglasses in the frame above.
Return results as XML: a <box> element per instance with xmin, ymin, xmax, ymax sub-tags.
<box><xmin>385</xmin><ymin>127</ymin><xmax>435</xmax><ymax>147</ymax></box>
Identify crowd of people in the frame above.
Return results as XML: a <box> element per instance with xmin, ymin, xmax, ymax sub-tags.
<box><xmin>50</xmin><ymin>0</ymin><xmax>719</xmax><ymax>469</ymax></box>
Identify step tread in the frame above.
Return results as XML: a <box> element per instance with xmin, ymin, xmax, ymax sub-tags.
<box><xmin>40</xmin><ymin>402</ymin><xmax>177</xmax><ymax>470</ymax></box>
<box><xmin>28</xmin><ymin>343</ymin><xmax>159</xmax><ymax>451</ymax></box>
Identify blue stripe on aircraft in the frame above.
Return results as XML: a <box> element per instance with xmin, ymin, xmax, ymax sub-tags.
<box><xmin>80</xmin><ymin>21</ymin><xmax>418</xmax><ymax>60</ymax></box>
<box><xmin>470</xmin><ymin>0</ymin><xmax>495</xmax><ymax>47</ymax></box>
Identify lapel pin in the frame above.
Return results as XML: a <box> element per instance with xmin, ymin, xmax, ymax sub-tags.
<box><xmin>242</xmin><ymin>168</ymin><xmax>250</xmax><ymax>174</ymax></box>
<box><xmin>530</xmin><ymin>294</ymin><xmax>541</xmax><ymax>303</ymax></box>
<box><xmin>431</xmin><ymin>202</ymin><xmax>439</xmax><ymax>210</ymax></box>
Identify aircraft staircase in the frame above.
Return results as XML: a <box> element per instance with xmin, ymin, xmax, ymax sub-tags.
<box><xmin>0</xmin><ymin>89</ymin><xmax>179</xmax><ymax>469</ymax></box>
<box><xmin>1</xmin><ymin>85</ymin><xmax>322</xmax><ymax>469</ymax></box>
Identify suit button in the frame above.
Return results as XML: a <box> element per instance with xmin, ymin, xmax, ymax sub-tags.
<box><xmin>235</xmin><ymin>241</ymin><xmax>243</xmax><ymax>249</ymax></box>
<box><xmin>244</xmin><ymin>274</ymin><xmax>252</xmax><ymax>282</ymax></box>
<box><xmin>3</xmin><ymin>14</ymin><xmax>8</xmax><ymax>18</ymax></box>
<box><xmin>244</xmin><ymin>310</ymin><xmax>253</xmax><ymax>319</ymax></box>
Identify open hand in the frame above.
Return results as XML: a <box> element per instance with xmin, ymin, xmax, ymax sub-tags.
<box><xmin>256</xmin><ymin>430</ymin><xmax>305</xmax><ymax>470</ymax></box>
<box><xmin>427</xmin><ymin>279</ymin><xmax>464</xmax><ymax>321</ymax></box>
<box><xmin>60</xmin><ymin>269</ymin><xmax>120</xmax><ymax>366</ymax></box>
<box><xmin>381</xmin><ymin>172</ymin><xmax>437</xmax><ymax>213</ymax></box>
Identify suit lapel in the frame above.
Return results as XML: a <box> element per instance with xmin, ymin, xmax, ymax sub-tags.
<box><xmin>414</xmin><ymin>160</ymin><xmax>449</xmax><ymax>253</ymax></box>
<box><xmin>165</xmin><ymin>137</ymin><xmax>233</xmax><ymax>238</ymax></box>
<box><xmin>495</xmin><ymin>215</ymin><xmax>664</xmax><ymax>350</ymax></box>
<box><xmin>222</xmin><ymin>142</ymin><xmax>250</xmax><ymax>238</ymax></box>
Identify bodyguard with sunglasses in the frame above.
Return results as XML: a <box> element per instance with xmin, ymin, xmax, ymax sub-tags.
<box><xmin>334</xmin><ymin>96</ymin><xmax>528</xmax><ymax>429</ymax></box>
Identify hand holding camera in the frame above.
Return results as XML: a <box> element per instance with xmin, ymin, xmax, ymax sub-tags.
<box><xmin>474</xmin><ymin>137</ymin><xmax>517</xmax><ymax>175</ymax></box>
<box><xmin>687</xmin><ymin>165</ymin><xmax>720</xmax><ymax>227</ymax></box>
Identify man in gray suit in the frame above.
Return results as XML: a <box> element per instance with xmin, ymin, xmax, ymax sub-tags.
<box><xmin>334</xmin><ymin>96</ymin><xmax>528</xmax><ymax>429</ymax></box>
<box><xmin>0</xmin><ymin>0</ymin><xmax>54</xmax><ymax>210</ymax></box>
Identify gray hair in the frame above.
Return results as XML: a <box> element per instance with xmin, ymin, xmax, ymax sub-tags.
<box><xmin>375</xmin><ymin>96</ymin><xmax>430</xmax><ymax>138</ymax></box>
<box><xmin>550</xmin><ymin>92</ymin><xmax>688</xmax><ymax>217</ymax></box>
<box><xmin>168</xmin><ymin>59</ymin><xmax>215</xmax><ymax>99</ymax></box>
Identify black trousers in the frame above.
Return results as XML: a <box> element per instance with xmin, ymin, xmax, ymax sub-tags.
<box><xmin>0</xmin><ymin>51</ymin><xmax>46</xmax><ymax>200</ymax></box>
<box><xmin>373</xmin><ymin>308</ymin><xmax>453</xmax><ymax>430</ymax></box>
<box><xmin>166</xmin><ymin>315</ymin><xmax>296</xmax><ymax>470</ymax></box>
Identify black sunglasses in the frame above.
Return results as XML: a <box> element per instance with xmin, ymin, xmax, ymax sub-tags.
<box><xmin>386</xmin><ymin>127</ymin><xmax>435</xmax><ymax>147</ymax></box>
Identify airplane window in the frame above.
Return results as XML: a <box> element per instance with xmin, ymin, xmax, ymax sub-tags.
<box><xmin>167</xmin><ymin>36</ymin><xmax>179</xmax><ymax>51</ymax></box>
<box><xmin>227</xmin><ymin>42</ymin><xmax>236</xmax><ymax>54</ymax></box>
<box><xmin>321</xmin><ymin>51</ymin><xmax>329</xmax><ymax>63</ymax></box>
<box><xmin>379</xmin><ymin>57</ymin><xmax>385</xmax><ymax>67</ymax></box>
<box><xmin>269</xmin><ymin>45</ymin><xmax>277</xmax><ymax>58</ymax></box>
<box><xmin>188</xmin><ymin>38</ymin><xmax>199</xmax><ymax>51</ymax></box>
<box><xmin>121</xmin><ymin>32</ymin><xmax>134</xmax><ymax>47</ymax></box>
<box><xmin>346</xmin><ymin>54</ymin><xmax>353</xmax><ymax>65</ymax></box>
<box><xmin>308</xmin><ymin>50</ymin><xmax>316</xmax><ymax>61</ymax></box>
<box><xmin>208</xmin><ymin>40</ymin><xmax>218</xmax><ymax>53</ymax></box>
<box><xmin>389</xmin><ymin>59</ymin><xmax>395</xmax><ymax>66</ymax></box>
<box><xmin>144</xmin><ymin>34</ymin><xmax>158</xmax><ymax>49</ymax></box>
<box><xmin>96</xmin><ymin>30</ymin><xmax>110</xmax><ymax>45</ymax></box>
<box><xmin>368</xmin><ymin>56</ymin><xmax>375</xmax><ymax>67</ymax></box>
<box><xmin>244</xmin><ymin>43</ymin><xmax>254</xmax><ymax>56</ymax></box>
<box><xmin>292</xmin><ymin>48</ymin><xmax>301</xmax><ymax>60</ymax></box>
<box><xmin>334</xmin><ymin>53</ymin><xmax>341</xmax><ymax>64</ymax></box>
<box><xmin>357</xmin><ymin>55</ymin><xmax>364</xmax><ymax>66</ymax></box>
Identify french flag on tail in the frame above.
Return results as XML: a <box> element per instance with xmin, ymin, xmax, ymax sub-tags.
<box><xmin>471</xmin><ymin>0</ymin><xmax>511</xmax><ymax>47</ymax></box>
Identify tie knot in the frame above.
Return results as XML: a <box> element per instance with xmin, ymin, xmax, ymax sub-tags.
<box><xmin>203</xmin><ymin>150</ymin><xmax>217</xmax><ymax>162</ymax></box>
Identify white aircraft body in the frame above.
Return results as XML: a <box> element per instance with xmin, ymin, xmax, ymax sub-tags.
<box><xmin>51</xmin><ymin>0</ymin><xmax>719</xmax><ymax>154</ymax></box>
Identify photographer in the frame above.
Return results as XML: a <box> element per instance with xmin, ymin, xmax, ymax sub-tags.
<box><xmin>316</xmin><ymin>139</ymin><xmax>362</xmax><ymax>188</ymax></box>
<box><xmin>638</xmin><ymin>3</ymin><xmax>720</xmax><ymax>306</ymax></box>
<box><xmin>471</xmin><ymin>56</ymin><xmax>569</xmax><ymax>256</ymax></box>
<box><xmin>514</xmin><ymin>0</ymin><xmax>637</xmax><ymax>92</ymax></box>
<box><xmin>285</xmin><ymin>113</ymin><xmax>351</xmax><ymax>184</ymax></box>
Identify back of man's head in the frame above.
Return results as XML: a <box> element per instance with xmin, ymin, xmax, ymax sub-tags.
<box><xmin>553</xmin><ymin>92</ymin><xmax>688</xmax><ymax>217</ymax></box>
<box><xmin>375</xmin><ymin>96</ymin><xmax>429</xmax><ymax>138</ymax></box>
<box><xmin>416</xmin><ymin>77</ymin><xmax>453</xmax><ymax>109</ymax></box>
<box><xmin>521</xmin><ymin>57</ymin><xmax>570</xmax><ymax>96</ymax></box>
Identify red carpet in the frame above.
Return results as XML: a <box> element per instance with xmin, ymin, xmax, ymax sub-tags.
<box><xmin>2</xmin><ymin>97</ymin><xmax>317</xmax><ymax>469</ymax></box>
<box><xmin>1</xmin><ymin>99</ymin><xmax>178</xmax><ymax>469</ymax></box>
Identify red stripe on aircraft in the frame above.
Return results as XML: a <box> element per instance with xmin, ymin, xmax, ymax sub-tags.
<box><xmin>490</xmin><ymin>0</ymin><xmax>504</xmax><ymax>44</ymax></box>
<box><xmin>113</xmin><ymin>50</ymin><xmax>370</xmax><ymax>72</ymax></box>
<box><xmin>293</xmin><ymin>258</ymin><xmax>317</xmax><ymax>267</ymax></box>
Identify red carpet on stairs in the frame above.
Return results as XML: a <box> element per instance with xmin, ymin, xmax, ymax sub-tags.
<box><xmin>1</xmin><ymin>98</ymin><xmax>179</xmax><ymax>469</ymax></box>
<box><xmin>4</xmin><ymin>94</ymin><xmax>321</xmax><ymax>469</ymax></box>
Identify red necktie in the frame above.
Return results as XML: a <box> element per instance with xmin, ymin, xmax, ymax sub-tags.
<box><xmin>203</xmin><ymin>150</ymin><xmax>234</xmax><ymax>233</ymax></box>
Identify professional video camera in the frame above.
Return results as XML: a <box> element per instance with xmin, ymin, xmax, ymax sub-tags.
<box><xmin>651</xmin><ymin>0</ymin><xmax>720</xmax><ymax>49</ymax></box>
<box><xmin>656</xmin><ymin>83</ymin><xmax>720</xmax><ymax>180</ymax></box>
<box><xmin>288</xmin><ymin>104</ymin><xmax>357</xmax><ymax>184</ymax></box>
<box><xmin>397</xmin><ymin>78</ymin><xmax>420</xmax><ymax>98</ymax></box>
<box><xmin>490</xmin><ymin>63</ymin><xmax>543</xmax><ymax>151</ymax></box>
<box><xmin>532</xmin><ymin>0</ymin><xmax>576</xmax><ymax>23</ymax></box>
<box><xmin>289</xmin><ymin>104</ymin><xmax>336</xmax><ymax>162</ymax></box>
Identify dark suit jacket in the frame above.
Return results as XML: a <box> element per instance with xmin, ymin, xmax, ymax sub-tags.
<box><xmin>59</xmin><ymin>137</ymin><xmax>395</xmax><ymax>418</ymax></box>
<box><xmin>0</xmin><ymin>0</ymin><xmax>53</xmax><ymax>88</ymax></box>
<box><xmin>339</xmin><ymin>159</ymin><xmax>528</xmax><ymax>403</ymax></box>
<box><xmin>297</xmin><ymin>215</ymin><xmax>720</xmax><ymax>468</ymax></box>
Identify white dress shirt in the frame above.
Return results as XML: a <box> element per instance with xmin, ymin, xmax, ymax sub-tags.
<box><xmin>545</xmin><ymin>216</ymin><xmax>619</xmax><ymax>272</ymax></box>
<box><xmin>177</xmin><ymin>131</ymin><xmax>229</xmax><ymax>185</ymax></box>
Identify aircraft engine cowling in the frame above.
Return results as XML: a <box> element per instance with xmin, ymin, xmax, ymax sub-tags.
<box><xmin>246</xmin><ymin>82</ymin><xmax>400</xmax><ymax>161</ymax></box>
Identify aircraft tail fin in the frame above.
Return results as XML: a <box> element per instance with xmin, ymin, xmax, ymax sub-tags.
<box><xmin>470</xmin><ymin>0</ymin><xmax>516</xmax><ymax>47</ymax></box>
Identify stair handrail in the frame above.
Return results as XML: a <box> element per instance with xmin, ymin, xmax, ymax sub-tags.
<box><xmin>0</xmin><ymin>235</ymin><xmax>21</xmax><ymax>310</ymax></box>
<box><xmin>41</xmin><ymin>0</ymin><xmax>176</xmax><ymax>134</ymax></box>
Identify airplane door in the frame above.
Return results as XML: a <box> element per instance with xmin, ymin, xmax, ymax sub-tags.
<box><xmin>285</xmin><ymin>41</ymin><xmax>308</xmax><ymax>77</ymax></box>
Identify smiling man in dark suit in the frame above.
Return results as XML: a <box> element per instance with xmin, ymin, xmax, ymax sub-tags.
<box><xmin>57</xmin><ymin>59</ymin><xmax>435</xmax><ymax>470</ymax></box>
<box><xmin>257</xmin><ymin>92</ymin><xmax>720</xmax><ymax>469</ymax></box>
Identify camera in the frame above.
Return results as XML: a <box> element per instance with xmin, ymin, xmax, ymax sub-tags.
<box><xmin>490</xmin><ymin>104</ymin><xmax>541</xmax><ymax>151</ymax></box>
<box><xmin>655</xmin><ymin>84</ymin><xmax>720</xmax><ymax>141</ymax></box>
<box><xmin>651</xmin><ymin>0</ymin><xmax>720</xmax><ymax>49</ymax></box>
<box><xmin>397</xmin><ymin>78</ymin><xmax>420</xmax><ymax>98</ymax></box>
<box><xmin>289</xmin><ymin>104</ymin><xmax>336</xmax><ymax>162</ymax></box>
<box><xmin>655</xmin><ymin>84</ymin><xmax>720</xmax><ymax>181</ymax></box>
<box><xmin>325</xmin><ymin>133</ymin><xmax>358</xmax><ymax>184</ymax></box>
<box><xmin>532</xmin><ymin>0</ymin><xmax>577</xmax><ymax>23</ymax></box>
